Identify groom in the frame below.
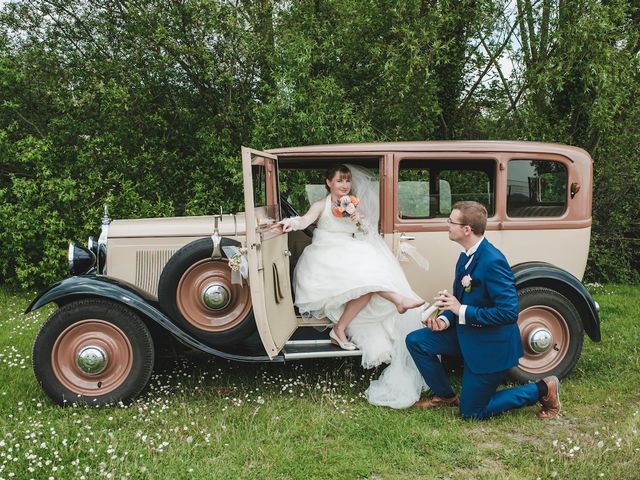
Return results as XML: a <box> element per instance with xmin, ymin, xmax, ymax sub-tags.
<box><xmin>406</xmin><ymin>201</ymin><xmax>561</xmax><ymax>420</ymax></box>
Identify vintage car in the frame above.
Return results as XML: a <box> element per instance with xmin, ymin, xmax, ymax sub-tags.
<box><xmin>27</xmin><ymin>141</ymin><xmax>601</xmax><ymax>406</ymax></box>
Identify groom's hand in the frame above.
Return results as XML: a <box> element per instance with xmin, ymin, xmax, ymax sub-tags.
<box><xmin>425</xmin><ymin>316</ymin><xmax>448</xmax><ymax>331</ymax></box>
<box><xmin>435</xmin><ymin>291</ymin><xmax>461</xmax><ymax>316</ymax></box>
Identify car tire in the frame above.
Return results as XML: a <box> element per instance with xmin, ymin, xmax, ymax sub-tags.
<box><xmin>508</xmin><ymin>286</ymin><xmax>584</xmax><ymax>383</ymax></box>
<box><xmin>32</xmin><ymin>299</ymin><xmax>154</xmax><ymax>406</ymax></box>
<box><xmin>157</xmin><ymin>237</ymin><xmax>256</xmax><ymax>346</ymax></box>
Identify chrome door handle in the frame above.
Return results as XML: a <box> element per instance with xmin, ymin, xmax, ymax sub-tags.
<box><xmin>284</xmin><ymin>250</ymin><xmax>292</xmax><ymax>257</ymax></box>
<box><xmin>400</xmin><ymin>233</ymin><xmax>415</xmax><ymax>241</ymax></box>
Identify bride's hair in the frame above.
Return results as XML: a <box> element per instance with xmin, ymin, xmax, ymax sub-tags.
<box><xmin>324</xmin><ymin>164</ymin><xmax>351</xmax><ymax>192</ymax></box>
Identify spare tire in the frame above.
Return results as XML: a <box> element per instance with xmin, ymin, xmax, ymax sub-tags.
<box><xmin>158</xmin><ymin>237</ymin><xmax>256</xmax><ymax>346</ymax></box>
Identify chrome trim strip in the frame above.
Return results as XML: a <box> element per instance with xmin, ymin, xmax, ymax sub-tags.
<box><xmin>285</xmin><ymin>339</ymin><xmax>332</xmax><ymax>346</ymax></box>
<box><xmin>98</xmin><ymin>204</ymin><xmax>111</xmax><ymax>274</ymax></box>
<box><xmin>211</xmin><ymin>210</ymin><xmax>223</xmax><ymax>259</ymax></box>
<box><xmin>67</xmin><ymin>242</ymin><xmax>74</xmax><ymax>272</ymax></box>
<box><xmin>283</xmin><ymin>349</ymin><xmax>362</xmax><ymax>360</ymax></box>
<box><xmin>233</xmin><ymin>213</ymin><xmax>238</xmax><ymax>239</ymax></box>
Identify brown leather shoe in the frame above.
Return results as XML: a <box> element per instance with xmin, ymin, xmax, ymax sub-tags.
<box><xmin>414</xmin><ymin>395</ymin><xmax>460</xmax><ymax>409</ymax></box>
<box><xmin>537</xmin><ymin>376</ymin><xmax>561</xmax><ymax>419</ymax></box>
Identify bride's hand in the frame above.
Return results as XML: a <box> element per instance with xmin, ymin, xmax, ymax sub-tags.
<box><xmin>349</xmin><ymin>211</ymin><xmax>361</xmax><ymax>223</ymax></box>
<box><xmin>278</xmin><ymin>219</ymin><xmax>293</xmax><ymax>232</ymax></box>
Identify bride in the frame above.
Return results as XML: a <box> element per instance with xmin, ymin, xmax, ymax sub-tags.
<box><xmin>278</xmin><ymin>164</ymin><xmax>430</xmax><ymax>408</ymax></box>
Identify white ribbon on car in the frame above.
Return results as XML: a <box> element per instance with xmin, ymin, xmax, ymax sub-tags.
<box><xmin>397</xmin><ymin>242</ymin><xmax>430</xmax><ymax>271</ymax></box>
<box><xmin>222</xmin><ymin>245</ymin><xmax>249</xmax><ymax>286</ymax></box>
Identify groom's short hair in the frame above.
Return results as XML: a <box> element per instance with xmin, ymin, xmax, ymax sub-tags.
<box><xmin>452</xmin><ymin>201</ymin><xmax>487</xmax><ymax>235</ymax></box>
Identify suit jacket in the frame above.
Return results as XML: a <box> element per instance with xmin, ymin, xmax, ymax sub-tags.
<box><xmin>442</xmin><ymin>238</ymin><xmax>522</xmax><ymax>374</ymax></box>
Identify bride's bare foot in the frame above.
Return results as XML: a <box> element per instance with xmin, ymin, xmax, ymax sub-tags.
<box><xmin>396</xmin><ymin>297</ymin><xmax>426</xmax><ymax>314</ymax></box>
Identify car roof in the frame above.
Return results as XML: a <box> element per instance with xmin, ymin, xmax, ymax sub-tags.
<box><xmin>267</xmin><ymin>140</ymin><xmax>591</xmax><ymax>162</ymax></box>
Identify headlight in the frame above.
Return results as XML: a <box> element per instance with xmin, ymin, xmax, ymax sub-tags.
<box><xmin>68</xmin><ymin>241</ymin><xmax>96</xmax><ymax>275</ymax></box>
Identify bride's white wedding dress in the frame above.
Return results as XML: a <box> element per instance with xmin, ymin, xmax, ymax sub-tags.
<box><xmin>292</xmin><ymin>168</ymin><xmax>429</xmax><ymax>408</ymax></box>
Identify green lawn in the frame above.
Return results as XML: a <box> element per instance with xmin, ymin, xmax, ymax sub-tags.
<box><xmin>1</xmin><ymin>285</ymin><xmax>638</xmax><ymax>479</ymax></box>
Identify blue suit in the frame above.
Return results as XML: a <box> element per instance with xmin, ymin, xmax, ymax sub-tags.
<box><xmin>406</xmin><ymin>238</ymin><xmax>539</xmax><ymax>420</ymax></box>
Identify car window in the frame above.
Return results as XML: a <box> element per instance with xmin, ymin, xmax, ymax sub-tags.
<box><xmin>279</xmin><ymin>165</ymin><xmax>380</xmax><ymax>215</ymax></box>
<box><xmin>398</xmin><ymin>160</ymin><xmax>495</xmax><ymax>218</ymax></box>
<box><xmin>252</xmin><ymin>163</ymin><xmax>280</xmax><ymax>225</ymax></box>
<box><xmin>279</xmin><ymin>169</ymin><xmax>326</xmax><ymax>214</ymax></box>
<box><xmin>507</xmin><ymin>160</ymin><xmax>567</xmax><ymax>217</ymax></box>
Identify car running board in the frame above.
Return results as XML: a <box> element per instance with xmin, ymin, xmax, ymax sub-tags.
<box><xmin>282</xmin><ymin>339</ymin><xmax>362</xmax><ymax>360</ymax></box>
<box><xmin>295</xmin><ymin>315</ymin><xmax>333</xmax><ymax>327</ymax></box>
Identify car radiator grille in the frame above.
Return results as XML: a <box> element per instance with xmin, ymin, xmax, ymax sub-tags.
<box><xmin>135</xmin><ymin>249</ymin><xmax>176</xmax><ymax>298</ymax></box>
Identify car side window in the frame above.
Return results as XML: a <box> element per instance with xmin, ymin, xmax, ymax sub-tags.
<box><xmin>279</xmin><ymin>165</ymin><xmax>380</xmax><ymax>215</ymax></box>
<box><xmin>398</xmin><ymin>160</ymin><xmax>495</xmax><ymax>218</ymax></box>
<box><xmin>507</xmin><ymin>160</ymin><xmax>567</xmax><ymax>217</ymax></box>
<box><xmin>279</xmin><ymin>169</ymin><xmax>326</xmax><ymax>214</ymax></box>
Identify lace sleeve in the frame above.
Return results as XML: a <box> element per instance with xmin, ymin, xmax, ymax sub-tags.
<box><xmin>283</xmin><ymin>215</ymin><xmax>314</xmax><ymax>231</ymax></box>
<box><xmin>281</xmin><ymin>216</ymin><xmax>301</xmax><ymax>231</ymax></box>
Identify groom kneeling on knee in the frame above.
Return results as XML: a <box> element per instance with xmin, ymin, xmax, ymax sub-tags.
<box><xmin>406</xmin><ymin>201</ymin><xmax>561</xmax><ymax>420</ymax></box>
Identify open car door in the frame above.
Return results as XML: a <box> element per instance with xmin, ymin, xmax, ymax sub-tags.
<box><xmin>241</xmin><ymin>147</ymin><xmax>297</xmax><ymax>358</ymax></box>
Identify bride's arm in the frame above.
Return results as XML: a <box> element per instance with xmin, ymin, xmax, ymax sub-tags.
<box><xmin>278</xmin><ymin>199</ymin><xmax>324</xmax><ymax>232</ymax></box>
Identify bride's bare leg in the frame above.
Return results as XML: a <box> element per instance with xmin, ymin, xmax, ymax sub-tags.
<box><xmin>333</xmin><ymin>293</ymin><xmax>373</xmax><ymax>343</ymax></box>
<box><xmin>377</xmin><ymin>291</ymin><xmax>425</xmax><ymax>314</ymax></box>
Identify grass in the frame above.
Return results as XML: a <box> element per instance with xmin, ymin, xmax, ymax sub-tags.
<box><xmin>0</xmin><ymin>284</ymin><xmax>639</xmax><ymax>479</ymax></box>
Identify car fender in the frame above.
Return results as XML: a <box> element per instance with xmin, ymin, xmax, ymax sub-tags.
<box><xmin>26</xmin><ymin>275</ymin><xmax>282</xmax><ymax>363</ymax></box>
<box><xmin>511</xmin><ymin>262</ymin><xmax>600</xmax><ymax>342</ymax></box>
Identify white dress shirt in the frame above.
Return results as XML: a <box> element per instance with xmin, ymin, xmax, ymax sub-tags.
<box><xmin>439</xmin><ymin>236</ymin><xmax>485</xmax><ymax>328</ymax></box>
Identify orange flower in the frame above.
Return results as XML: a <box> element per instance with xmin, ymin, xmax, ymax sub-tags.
<box><xmin>332</xmin><ymin>207</ymin><xmax>344</xmax><ymax>217</ymax></box>
<box><xmin>350</xmin><ymin>195</ymin><xmax>359</xmax><ymax>206</ymax></box>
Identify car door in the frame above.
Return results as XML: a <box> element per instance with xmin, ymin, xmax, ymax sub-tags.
<box><xmin>241</xmin><ymin>147</ymin><xmax>297</xmax><ymax>359</ymax></box>
<box><xmin>390</xmin><ymin>153</ymin><xmax>500</xmax><ymax>299</ymax></box>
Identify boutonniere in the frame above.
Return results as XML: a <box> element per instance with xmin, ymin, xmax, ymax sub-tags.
<box><xmin>461</xmin><ymin>274</ymin><xmax>472</xmax><ymax>293</ymax></box>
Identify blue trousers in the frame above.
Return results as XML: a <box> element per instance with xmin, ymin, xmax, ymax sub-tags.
<box><xmin>406</xmin><ymin>327</ymin><xmax>540</xmax><ymax>420</ymax></box>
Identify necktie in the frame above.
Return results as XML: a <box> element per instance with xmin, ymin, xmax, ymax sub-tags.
<box><xmin>465</xmin><ymin>252</ymin><xmax>475</xmax><ymax>270</ymax></box>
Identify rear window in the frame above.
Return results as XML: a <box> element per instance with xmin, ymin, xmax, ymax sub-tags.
<box><xmin>507</xmin><ymin>160</ymin><xmax>567</xmax><ymax>217</ymax></box>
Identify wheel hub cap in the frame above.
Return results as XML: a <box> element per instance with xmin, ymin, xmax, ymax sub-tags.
<box><xmin>528</xmin><ymin>327</ymin><xmax>553</xmax><ymax>354</ymax></box>
<box><xmin>76</xmin><ymin>345</ymin><xmax>108</xmax><ymax>375</ymax></box>
<box><xmin>202</xmin><ymin>283</ymin><xmax>231</xmax><ymax>310</ymax></box>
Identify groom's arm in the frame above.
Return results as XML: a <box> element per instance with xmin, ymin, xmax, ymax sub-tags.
<box><xmin>438</xmin><ymin>311</ymin><xmax>453</xmax><ymax>329</ymax></box>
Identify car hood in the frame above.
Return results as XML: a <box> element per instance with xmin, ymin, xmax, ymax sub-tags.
<box><xmin>108</xmin><ymin>213</ymin><xmax>247</xmax><ymax>238</ymax></box>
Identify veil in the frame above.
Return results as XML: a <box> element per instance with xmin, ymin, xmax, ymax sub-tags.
<box><xmin>346</xmin><ymin>164</ymin><xmax>380</xmax><ymax>237</ymax></box>
<box><xmin>347</xmin><ymin>164</ymin><xmax>429</xmax><ymax>270</ymax></box>
<box><xmin>345</xmin><ymin>165</ymin><xmax>430</xmax><ymax>407</ymax></box>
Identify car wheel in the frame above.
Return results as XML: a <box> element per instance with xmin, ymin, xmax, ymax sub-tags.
<box><xmin>157</xmin><ymin>237</ymin><xmax>256</xmax><ymax>346</ymax></box>
<box><xmin>32</xmin><ymin>299</ymin><xmax>154</xmax><ymax>406</ymax></box>
<box><xmin>508</xmin><ymin>286</ymin><xmax>584</xmax><ymax>383</ymax></box>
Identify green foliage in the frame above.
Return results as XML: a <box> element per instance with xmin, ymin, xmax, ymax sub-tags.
<box><xmin>1</xmin><ymin>0</ymin><xmax>639</xmax><ymax>286</ymax></box>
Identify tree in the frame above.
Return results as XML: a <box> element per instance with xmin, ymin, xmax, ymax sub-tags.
<box><xmin>1</xmin><ymin>0</ymin><xmax>638</xmax><ymax>286</ymax></box>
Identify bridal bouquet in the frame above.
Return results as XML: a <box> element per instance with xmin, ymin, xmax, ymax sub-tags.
<box><xmin>332</xmin><ymin>195</ymin><xmax>366</xmax><ymax>233</ymax></box>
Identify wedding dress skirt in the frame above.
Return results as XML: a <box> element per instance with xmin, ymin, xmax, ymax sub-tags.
<box><xmin>293</xmin><ymin>196</ymin><xmax>428</xmax><ymax>408</ymax></box>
